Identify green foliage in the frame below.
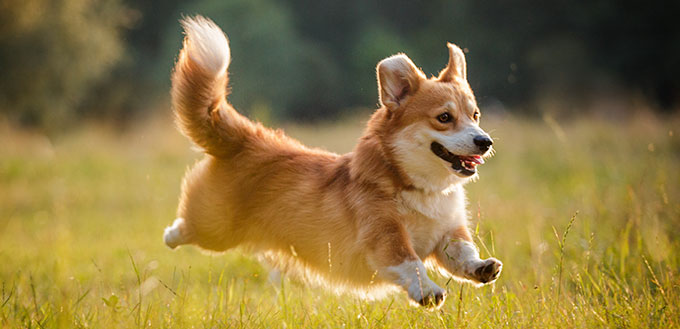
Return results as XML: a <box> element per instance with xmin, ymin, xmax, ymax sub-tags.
<box><xmin>167</xmin><ymin>0</ymin><xmax>338</xmax><ymax>121</ymax></box>
<box><xmin>119</xmin><ymin>0</ymin><xmax>680</xmax><ymax>124</ymax></box>
<box><xmin>1</xmin><ymin>112</ymin><xmax>679</xmax><ymax>327</ymax></box>
<box><xmin>0</xmin><ymin>0</ymin><xmax>131</xmax><ymax>128</ymax></box>
<box><xmin>1</xmin><ymin>0</ymin><xmax>679</xmax><ymax>128</ymax></box>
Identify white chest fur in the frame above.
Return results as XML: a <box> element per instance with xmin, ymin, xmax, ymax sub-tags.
<box><xmin>397</xmin><ymin>185</ymin><xmax>469</xmax><ymax>257</ymax></box>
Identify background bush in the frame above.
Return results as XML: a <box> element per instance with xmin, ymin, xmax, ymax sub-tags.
<box><xmin>0</xmin><ymin>0</ymin><xmax>130</xmax><ymax>128</ymax></box>
<box><xmin>1</xmin><ymin>0</ymin><xmax>678</xmax><ymax>130</ymax></box>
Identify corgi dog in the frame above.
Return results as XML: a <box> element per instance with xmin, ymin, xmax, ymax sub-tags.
<box><xmin>163</xmin><ymin>16</ymin><xmax>501</xmax><ymax>308</ymax></box>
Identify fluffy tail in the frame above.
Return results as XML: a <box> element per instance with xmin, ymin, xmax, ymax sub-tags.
<box><xmin>172</xmin><ymin>16</ymin><xmax>253</xmax><ymax>157</ymax></box>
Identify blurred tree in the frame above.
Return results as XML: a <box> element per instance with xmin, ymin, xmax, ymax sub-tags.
<box><xmin>77</xmin><ymin>0</ymin><xmax>183</xmax><ymax>123</ymax></box>
<box><xmin>2</xmin><ymin>0</ymin><xmax>678</xmax><ymax>131</ymax></box>
<box><xmin>574</xmin><ymin>0</ymin><xmax>680</xmax><ymax>109</ymax></box>
<box><xmin>158</xmin><ymin>0</ymin><xmax>343</xmax><ymax>121</ymax></box>
<box><xmin>0</xmin><ymin>0</ymin><xmax>132</xmax><ymax>128</ymax></box>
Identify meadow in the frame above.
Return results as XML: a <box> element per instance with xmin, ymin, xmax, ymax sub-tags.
<box><xmin>1</xmin><ymin>109</ymin><xmax>678</xmax><ymax>328</ymax></box>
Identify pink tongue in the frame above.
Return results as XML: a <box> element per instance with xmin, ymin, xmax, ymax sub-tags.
<box><xmin>460</xmin><ymin>155</ymin><xmax>484</xmax><ymax>164</ymax></box>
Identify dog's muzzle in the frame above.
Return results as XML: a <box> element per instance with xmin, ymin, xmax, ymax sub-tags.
<box><xmin>430</xmin><ymin>142</ymin><xmax>484</xmax><ymax>176</ymax></box>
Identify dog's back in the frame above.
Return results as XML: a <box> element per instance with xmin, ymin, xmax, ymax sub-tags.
<box><xmin>166</xmin><ymin>17</ymin><xmax>374</xmax><ymax>287</ymax></box>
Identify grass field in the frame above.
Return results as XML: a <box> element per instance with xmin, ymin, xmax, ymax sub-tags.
<box><xmin>1</xmin><ymin>110</ymin><xmax>679</xmax><ymax>328</ymax></box>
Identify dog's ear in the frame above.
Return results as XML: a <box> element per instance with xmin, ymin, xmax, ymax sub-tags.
<box><xmin>377</xmin><ymin>54</ymin><xmax>425</xmax><ymax>110</ymax></box>
<box><xmin>438</xmin><ymin>43</ymin><xmax>466</xmax><ymax>82</ymax></box>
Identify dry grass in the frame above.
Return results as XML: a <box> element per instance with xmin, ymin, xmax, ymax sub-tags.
<box><xmin>1</xmin><ymin>110</ymin><xmax>679</xmax><ymax>328</ymax></box>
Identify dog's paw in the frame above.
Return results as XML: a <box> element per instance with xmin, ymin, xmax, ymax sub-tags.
<box><xmin>471</xmin><ymin>258</ymin><xmax>502</xmax><ymax>284</ymax></box>
<box><xmin>417</xmin><ymin>288</ymin><xmax>446</xmax><ymax>308</ymax></box>
<box><xmin>409</xmin><ymin>281</ymin><xmax>446</xmax><ymax>308</ymax></box>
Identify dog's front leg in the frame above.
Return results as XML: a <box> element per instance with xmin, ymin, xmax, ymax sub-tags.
<box><xmin>367</xmin><ymin>222</ymin><xmax>446</xmax><ymax>307</ymax></box>
<box><xmin>434</xmin><ymin>226</ymin><xmax>502</xmax><ymax>285</ymax></box>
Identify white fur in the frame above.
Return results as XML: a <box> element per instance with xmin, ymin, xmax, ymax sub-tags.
<box><xmin>442</xmin><ymin>240</ymin><xmax>480</xmax><ymax>272</ymax></box>
<box><xmin>181</xmin><ymin>16</ymin><xmax>230</xmax><ymax>76</ymax></box>
<box><xmin>391</xmin><ymin>115</ymin><xmax>492</xmax><ymax>191</ymax></box>
<box><xmin>437</xmin><ymin>127</ymin><xmax>488</xmax><ymax>155</ymax></box>
<box><xmin>163</xmin><ymin>217</ymin><xmax>187</xmax><ymax>249</ymax></box>
<box><xmin>398</xmin><ymin>185</ymin><xmax>468</xmax><ymax>257</ymax></box>
<box><xmin>398</xmin><ymin>185</ymin><xmax>465</xmax><ymax>223</ymax></box>
<box><xmin>438</xmin><ymin>239</ymin><xmax>501</xmax><ymax>285</ymax></box>
<box><xmin>391</xmin><ymin>124</ymin><xmax>466</xmax><ymax>190</ymax></box>
<box><xmin>386</xmin><ymin>260</ymin><xmax>444</xmax><ymax>304</ymax></box>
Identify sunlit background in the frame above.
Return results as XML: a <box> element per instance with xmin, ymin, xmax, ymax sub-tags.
<box><xmin>1</xmin><ymin>0</ymin><xmax>679</xmax><ymax>128</ymax></box>
<box><xmin>1</xmin><ymin>0</ymin><xmax>679</xmax><ymax>328</ymax></box>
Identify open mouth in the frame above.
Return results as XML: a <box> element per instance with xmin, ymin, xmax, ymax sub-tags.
<box><xmin>430</xmin><ymin>142</ymin><xmax>484</xmax><ymax>176</ymax></box>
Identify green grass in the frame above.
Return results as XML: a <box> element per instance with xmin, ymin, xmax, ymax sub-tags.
<box><xmin>1</xmin><ymin>111</ymin><xmax>679</xmax><ymax>328</ymax></box>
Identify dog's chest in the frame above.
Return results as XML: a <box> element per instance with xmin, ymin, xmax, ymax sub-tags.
<box><xmin>397</xmin><ymin>186</ymin><xmax>467</xmax><ymax>257</ymax></box>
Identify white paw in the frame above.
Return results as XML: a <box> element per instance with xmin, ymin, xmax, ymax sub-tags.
<box><xmin>408</xmin><ymin>278</ymin><xmax>446</xmax><ymax>308</ymax></box>
<box><xmin>468</xmin><ymin>257</ymin><xmax>502</xmax><ymax>284</ymax></box>
<box><xmin>163</xmin><ymin>218</ymin><xmax>187</xmax><ymax>249</ymax></box>
<box><xmin>387</xmin><ymin>260</ymin><xmax>447</xmax><ymax>308</ymax></box>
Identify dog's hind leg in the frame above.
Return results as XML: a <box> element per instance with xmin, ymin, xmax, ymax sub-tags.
<box><xmin>163</xmin><ymin>217</ymin><xmax>192</xmax><ymax>249</ymax></box>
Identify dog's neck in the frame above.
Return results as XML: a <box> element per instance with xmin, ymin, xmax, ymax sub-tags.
<box><xmin>349</xmin><ymin>133</ymin><xmax>416</xmax><ymax>194</ymax></box>
<box><xmin>350</xmin><ymin>134</ymin><xmax>463</xmax><ymax>197</ymax></box>
<box><xmin>349</xmin><ymin>107</ymin><xmax>471</xmax><ymax>196</ymax></box>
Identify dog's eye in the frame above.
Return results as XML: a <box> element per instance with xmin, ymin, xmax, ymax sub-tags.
<box><xmin>437</xmin><ymin>113</ymin><xmax>452</xmax><ymax>123</ymax></box>
<box><xmin>473</xmin><ymin>112</ymin><xmax>480</xmax><ymax>121</ymax></box>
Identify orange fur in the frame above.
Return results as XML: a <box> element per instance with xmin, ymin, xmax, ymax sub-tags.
<box><xmin>164</xmin><ymin>16</ymin><xmax>502</xmax><ymax>307</ymax></box>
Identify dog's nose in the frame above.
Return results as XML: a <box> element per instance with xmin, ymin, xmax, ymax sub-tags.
<box><xmin>473</xmin><ymin>135</ymin><xmax>493</xmax><ymax>152</ymax></box>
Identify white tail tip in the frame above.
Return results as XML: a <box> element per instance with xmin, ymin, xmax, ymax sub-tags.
<box><xmin>181</xmin><ymin>16</ymin><xmax>230</xmax><ymax>76</ymax></box>
<box><xmin>164</xmin><ymin>217</ymin><xmax>188</xmax><ymax>249</ymax></box>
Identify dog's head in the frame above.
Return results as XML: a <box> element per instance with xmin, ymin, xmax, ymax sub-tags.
<box><xmin>374</xmin><ymin>43</ymin><xmax>493</xmax><ymax>190</ymax></box>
